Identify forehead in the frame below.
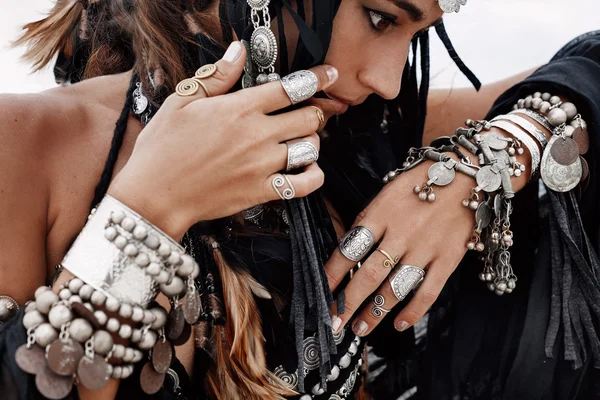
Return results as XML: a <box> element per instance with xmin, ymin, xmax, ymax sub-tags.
<box><xmin>384</xmin><ymin>0</ymin><xmax>444</xmax><ymax>23</ymax></box>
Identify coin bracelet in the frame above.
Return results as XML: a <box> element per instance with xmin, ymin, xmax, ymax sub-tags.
<box><xmin>380</xmin><ymin>96</ymin><xmax>588</xmax><ymax>296</ymax></box>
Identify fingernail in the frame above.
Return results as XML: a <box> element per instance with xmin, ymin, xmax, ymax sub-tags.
<box><xmin>396</xmin><ymin>320</ymin><xmax>410</xmax><ymax>332</ymax></box>
<box><xmin>352</xmin><ymin>320</ymin><xmax>369</xmax><ymax>337</ymax></box>
<box><xmin>223</xmin><ymin>41</ymin><xmax>242</xmax><ymax>62</ymax></box>
<box><xmin>332</xmin><ymin>316</ymin><xmax>342</xmax><ymax>333</ymax></box>
<box><xmin>325</xmin><ymin>66</ymin><xmax>338</xmax><ymax>83</ymax></box>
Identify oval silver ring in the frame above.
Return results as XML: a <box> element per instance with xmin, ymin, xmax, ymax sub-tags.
<box><xmin>286</xmin><ymin>141</ymin><xmax>319</xmax><ymax>171</ymax></box>
<box><xmin>388</xmin><ymin>265</ymin><xmax>425</xmax><ymax>302</ymax></box>
<box><xmin>280</xmin><ymin>70</ymin><xmax>319</xmax><ymax>105</ymax></box>
<box><xmin>272</xmin><ymin>174</ymin><xmax>296</xmax><ymax>200</ymax></box>
<box><xmin>339</xmin><ymin>226</ymin><xmax>375</xmax><ymax>262</ymax></box>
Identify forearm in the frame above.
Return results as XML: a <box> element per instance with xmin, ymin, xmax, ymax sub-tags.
<box><xmin>424</xmin><ymin>67</ymin><xmax>539</xmax><ymax>145</ymax></box>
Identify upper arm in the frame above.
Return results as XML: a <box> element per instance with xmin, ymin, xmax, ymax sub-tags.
<box><xmin>423</xmin><ymin>67</ymin><xmax>539</xmax><ymax>145</ymax></box>
<box><xmin>0</xmin><ymin>95</ymin><xmax>50</xmax><ymax>303</ymax></box>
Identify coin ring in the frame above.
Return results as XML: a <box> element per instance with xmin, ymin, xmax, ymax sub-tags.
<box><xmin>428</xmin><ymin>162</ymin><xmax>456</xmax><ymax>186</ymax></box>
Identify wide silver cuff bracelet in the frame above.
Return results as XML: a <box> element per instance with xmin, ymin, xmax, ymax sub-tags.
<box><xmin>62</xmin><ymin>195</ymin><xmax>185</xmax><ymax>307</ymax></box>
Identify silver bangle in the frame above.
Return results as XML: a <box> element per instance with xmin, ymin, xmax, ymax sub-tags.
<box><xmin>489</xmin><ymin>120</ymin><xmax>541</xmax><ymax>181</ymax></box>
<box><xmin>509</xmin><ymin>109</ymin><xmax>554</xmax><ymax>134</ymax></box>
<box><xmin>62</xmin><ymin>195</ymin><xmax>187</xmax><ymax>307</ymax></box>
<box><xmin>493</xmin><ymin>114</ymin><xmax>548</xmax><ymax>148</ymax></box>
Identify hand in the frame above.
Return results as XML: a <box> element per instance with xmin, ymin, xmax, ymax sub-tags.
<box><xmin>326</xmin><ymin>160</ymin><xmax>478</xmax><ymax>337</ymax></box>
<box><xmin>108</xmin><ymin>41</ymin><xmax>339</xmax><ymax>239</ymax></box>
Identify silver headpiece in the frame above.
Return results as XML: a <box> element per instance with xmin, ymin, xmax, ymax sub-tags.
<box><xmin>438</xmin><ymin>0</ymin><xmax>467</xmax><ymax>13</ymax></box>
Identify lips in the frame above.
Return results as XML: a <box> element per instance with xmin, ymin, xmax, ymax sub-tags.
<box><xmin>323</xmin><ymin>92</ymin><xmax>351</xmax><ymax>114</ymax></box>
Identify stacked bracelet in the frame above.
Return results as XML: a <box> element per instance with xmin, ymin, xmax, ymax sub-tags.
<box><xmin>511</xmin><ymin>92</ymin><xmax>589</xmax><ymax>192</ymax></box>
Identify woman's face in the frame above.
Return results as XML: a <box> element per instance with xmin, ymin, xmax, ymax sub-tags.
<box><xmin>313</xmin><ymin>0</ymin><xmax>444</xmax><ymax>120</ymax></box>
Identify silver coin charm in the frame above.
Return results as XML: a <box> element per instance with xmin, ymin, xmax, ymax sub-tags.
<box><xmin>140</xmin><ymin>361</ymin><xmax>166</xmax><ymax>395</ymax></box>
<box><xmin>166</xmin><ymin>307</ymin><xmax>185</xmax><ymax>342</ymax></box>
<box><xmin>541</xmin><ymin>136</ymin><xmax>583</xmax><ymax>192</ymax></box>
<box><xmin>427</xmin><ymin>161</ymin><xmax>456</xmax><ymax>186</ymax></box>
<box><xmin>47</xmin><ymin>338</ymin><xmax>85</xmax><ymax>377</ymax></box>
<box><xmin>493</xmin><ymin>194</ymin><xmax>503</xmax><ymax>217</ymax></box>
<box><xmin>183</xmin><ymin>288</ymin><xmax>202</xmax><ymax>325</ymax></box>
<box><xmin>132</xmin><ymin>83</ymin><xmax>148</xmax><ymax>115</ymax></box>
<box><xmin>438</xmin><ymin>0</ymin><xmax>467</xmax><ymax>13</ymax></box>
<box><xmin>475</xmin><ymin>203</ymin><xmax>492</xmax><ymax>231</ymax></box>
<box><xmin>572</xmin><ymin>127</ymin><xmax>589</xmax><ymax>154</ymax></box>
<box><xmin>35</xmin><ymin>366</ymin><xmax>73</xmax><ymax>400</ymax></box>
<box><xmin>251</xmin><ymin>26</ymin><xmax>278</xmax><ymax>70</ymax></box>
<box><xmin>152</xmin><ymin>340</ymin><xmax>174</xmax><ymax>374</ymax></box>
<box><xmin>77</xmin><ymin>355</ymin><xmax>111</xmax><ymax>392</ymax></box>
<box><xmin>550</xmin><ymin>137</ymin><xmax>579</xmax><ymax>166</ymax></box>
<box><xmin>476</xmin><ymin>166</ymin><xmax>502</xmax><ymax>192</ymax></box>
<box><xmin>15</xmin><ymin>344</ymin><xmax>46</xmax><ymax>375</ymax></box>
<box><xmin>482</xmin><ymin>131</ymin><xmax>509</xmax><ymax>151</ymax></box>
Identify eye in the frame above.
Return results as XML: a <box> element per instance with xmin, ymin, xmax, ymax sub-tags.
<box><xmin>368</xmin><ymin>10</ymin><xmax>394</xmax><ymax>31</ymax></box>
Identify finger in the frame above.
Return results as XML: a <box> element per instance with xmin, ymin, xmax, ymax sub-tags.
<box><xmin>241</xmin><ymin>65</ymin><xmax>339</xmax><ymax>115</ymax></box>
<box><xmin>393</xmin><ymin>259</ymin><xmax>451</xmax><ymax>333</ymax></box>
<box><xmin>172</xmin><ymin>41</ymin><xmax>246</xmax><ymax>105</ymax></box>
<box><xmin>274</xmin><ymin>133</ymin><xmax>320</xmax><ymax>172</ymax></box>
<box><xmin>263</xmin><ymin>163</ymin><xmax>324</xmax><ymax>202</ymax></box>
<box><xmin>350</xmin><ymin>253</ymin><xmax>430</xmax><ymax>337</ymax></box>
<box><xmin>331</xmin><ymin>243</ymin><xmax>399</xmax><ymax>334</ymax></box>
<box><xmin>269</xmin><ymin>106</ymin><xmax>324</xmax><ymax>142</ymax></box>
<box><xmin>325</xmin><ymin>209</ymin><xmax>381</xmax><ymax>293</ymax></box>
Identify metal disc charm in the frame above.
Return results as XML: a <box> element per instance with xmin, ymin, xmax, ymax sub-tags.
<box><xmin>550</xmin><ymin>137</ymin><xmax>579</xmax><ymax>166</ymax></box>
<box><xmin>427</xmin><ymin>162</ymin><xmax>456</xmax><ymax>186</ymax></box>
<box><xmin>476</xmin><ymin>166</ymin><xmax>502</xmax><ymax>192</ymax></box>
<box><xmin>170</xmin><ymin>321</ymin><xmax>192</xmax><ymax>347</ymax></box>
<box><xmin>581</xmin><ymin>156</ymin><xmax>589</xmax><ymax>181</ymax></box>
<box><xmin>15</xmin><ymin>344</ymin><xmax>46</xmax><ymax>375</ymax></box>
<box><xmin>251</xmin><ymin>26</ymin><xmax>278</xmax><ymax>69</ymax></box>
<box><xmin>195</xmin><ymin>64</ymin><xmax>217</xmax><ymax>79</ymax></box>
<box><xmin>140</xmin><ymin>362</ymin><xmax>166</xmax><ymax>395</ymax></box>
<box><xmin>541</xmin><ymin>136</ymin><xmax>583</xmax><ymax>192</ymax></box>
<box><xmin>152</xmin><ymin>340</ymin><xmax>173</xmax><ymax>374</ymax></box>
<box><xmin>493</xmin><ymin>194</ymin><xmax>503</xmax><ymax>217</ymax></box>
<box><xmin>132</xmin><ymin>90</ymin><xmax>148</xmax><ymax>115</ymax></box>
<box><xmin>77</xmin><ymin>355</ymin><xmax>111</xmax><ymax>391</ymax></box>
<box><xmin>573</xmin><ymin>127</ymin><xmax>590</xmax><ymax>154</ymax></box>
<box><xmin>166</xmin><ymin>307</ymin><xmax>185</xmax><ymax>342</ymax></box>
<box><xmin>35</xmin><ymin>366</ymin><xmax>73</xmax><ymax>400</ymax></box>
<box><xmin>482</xmin><ymin>132</ymin><xmax>509</xmax><ymax>151</ymax></box>
<box><xmin>475</xmin><ymin>203</ymin><xmax>492</xmax><ymax>230</ymax></box>
<box><xmin>183</xmin><ymin>289</ymin><xmax>202</xmax><ymax>325</ymax></box>
<box><xmin>47</xmin><ymin>339</ymin><xmax>84</xmax><ymax>376</ymax></box>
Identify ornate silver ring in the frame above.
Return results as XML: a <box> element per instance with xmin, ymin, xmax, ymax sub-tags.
<box><xmin>370</xmin><ymin>294</ymin><xmax>391</xmax><ymax>318</ymax></box>
<box><xmin>286</xmin><ymin>141</ymin><xmax>319</xmax><ymax>171</ymax></box>
<box><xmin>272</xmin><ymin>174</ymin><xmax>296</xmax><ymax>200</ymax></box>
<box><xmin>388</xmin><ymin>265</ymin><xmax>425</xmax><ymax>302</ymax></box>
<box><xmin>280</xmin><ymin>70</ymin><xmax>319</xmax><ymax>105</ymax></box>
<box><xmin>339</xmin><ymin>226</ymin><xmax>375</xmax><ymax>262</ymax></box>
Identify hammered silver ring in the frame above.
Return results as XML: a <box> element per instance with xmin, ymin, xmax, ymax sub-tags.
<box><xmin>370</xmin><ymin>294</ymin><xmax>391</xmax><ymax>318</ymax></box>
<box><xmin>272</xmin><ymin>174</ymin><xmax>296</xmax><ymax>200</ymax></box>
<box><xmin>339</xmin><ymin>226</ymin><xmax>375</xmax><ymax>262</ymax></box>
<box><xmin>280</xmin><ymin>70</ymin><xmax>319</xmax><ymax>105</ymax></box>
<box><xmin>286</xmin><ymin>141</ymin><xmax>319</xmax><ymax>171</ymax></box>
<box><xmin>388</xmin><ymin>265</ymin><xmax>426</xmax><ymax>302</ymax></box>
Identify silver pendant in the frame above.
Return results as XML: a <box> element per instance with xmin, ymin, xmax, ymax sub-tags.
<box><xmin>247</xmin><ymin>0</ymin><xmax>270</xmax><ymax>8</ymax></box>
<box><xmin>132</xmin><ymin>83</ymin><xmax>148</xmax><ymax>115</ymax></box>
<box><xmin>475</xmin><ymin>202</ymin><xmax>492</xmax><ymax>231</ymax></box>
<box><xmin>438</xmin><ymin>0</ymin><xmax>467</xmax><ymax>13</ymax></box>
<box><xmin>541</xmin><ymin>136</ymin><xmax>583</xmax><ymax>192</ymax></box>
<box><xmin>251</xmin><ymin>26</ymin><xmax>278</xmax><ymax>70</ymax></box>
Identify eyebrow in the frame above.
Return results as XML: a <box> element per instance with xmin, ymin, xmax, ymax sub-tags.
<box><xmin>386</xmin><ymin>0</ymin><xmax>426</xmax><ymax>22</ymax></box>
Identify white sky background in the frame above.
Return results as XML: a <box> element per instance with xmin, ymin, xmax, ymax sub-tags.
<box><xmin>0</xmin><ymin>0</ymin><xmax>598</xmax><ymax>93</ymax></box>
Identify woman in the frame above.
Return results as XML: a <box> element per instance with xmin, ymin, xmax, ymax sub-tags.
<box><xmin>0</xmin><ymin>0</ymin><xmax>598</xmax><ymax>399</ymax></box>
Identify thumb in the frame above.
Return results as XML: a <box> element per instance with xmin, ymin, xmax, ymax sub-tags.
<box><xmin>173</xmin><ymin>41</ymin><xmax>246</xmax><ymax>102</ymax></box>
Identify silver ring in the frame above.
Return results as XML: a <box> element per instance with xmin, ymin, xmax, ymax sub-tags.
<box><xmin>286</xmin><ymin>141</ymin><xmax>319</xmax><ymax>171</ymax></box>
<box><xmin>339</xmin><ymin>226</ymin><xmax>375</xmax><ymax>262</ymax></box>
<box><xmin>280</xmin><ymin>70</ymin><xmax>318</xmax><ymax>105</ymax></box>
<box><xmin>370</xmin><ymin>294</ymin><xmax>391</xmax><ymax>318</ymax></box>
<box><xmin>388</xmin><ymin>265</ymin><xmax>425</xmax><ymax>302</ymax></box>
<box><xmin>272</xmin><ymin>174</ymin><xmax>296</xmax><ymax>200</ymax></box>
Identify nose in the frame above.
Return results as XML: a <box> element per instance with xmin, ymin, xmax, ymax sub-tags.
<box><xmin>358</xmin><ymin>41</ymin><xmax>410</xmax><ymax>100</ymax></box>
